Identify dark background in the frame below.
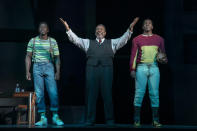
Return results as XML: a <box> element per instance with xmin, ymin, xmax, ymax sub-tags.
<box><xmin>0</xmin><ymin>0</ymin><xmax>196</xmax><ymax>125</ymax></box>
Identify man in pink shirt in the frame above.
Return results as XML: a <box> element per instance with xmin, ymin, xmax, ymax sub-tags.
<box><xmin>130</xmin><ymin>19</ymin><xmax>167</xmax><ymax>127</ymax></box>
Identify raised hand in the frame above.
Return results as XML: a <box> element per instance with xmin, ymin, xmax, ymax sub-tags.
<box><xmin>129</xmin><ymin>17</ymin><xmax>139</xmax><ymax>32</ymax></box>
<box><xmin>59</xmin><ymin>18</ymin><xmax>70</xmax><ymax>31</ymax></box>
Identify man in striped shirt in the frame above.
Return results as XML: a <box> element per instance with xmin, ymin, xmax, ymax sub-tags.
<box><xmin>25</xmin><ymin>22</ymin><xmax>64</xmax><ymax>126</ymax></box>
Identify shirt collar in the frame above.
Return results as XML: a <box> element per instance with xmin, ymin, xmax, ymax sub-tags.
<box><xmin>142</xmin><ymin>34</ymin><xmax>153</xmax><ymax>37</ymax></box>
<box><xmin>96</xmin><ymin>38</ymin><xmax>105</xmax><ymax>43</ymax></box>
<box><xmin>37</xmin><ymin>36</ymin><xmax>49</xmax><ymax>40</ymax></box>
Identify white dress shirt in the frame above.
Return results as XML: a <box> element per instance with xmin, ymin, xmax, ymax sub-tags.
<box><xmin>66</xmin><ymin>29</ymin><xmax>133</xmax><ymax>53</ymax></box>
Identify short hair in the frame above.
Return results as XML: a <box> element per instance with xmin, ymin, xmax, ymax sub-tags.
<box><xmin>38</xmin><ymin>22</ymin><xmax>49</xmax><ymax>29</ymax></box>
<box><xmin>142</xmin><ymin>18</ymin><xmax>154</xmax><ymax>26</ymax></box>
<box><xmin>96</xmin><ymin>24</ymin><xmax>106</xmax><ymax>31</ymax></box>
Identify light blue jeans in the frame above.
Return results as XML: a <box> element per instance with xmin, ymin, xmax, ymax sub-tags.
<box><xmin>33</xmin><ymin>62</ymin><xmax>58</xmax><ymax>113</ymax></box>
<box><xmin>134</xmin><ymin>62</ymin><xmax>160</xmax><ymax>107</ymax></box>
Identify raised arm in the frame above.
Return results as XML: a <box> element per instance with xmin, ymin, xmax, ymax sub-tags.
<box><xmin>59</xmin><ymin>18</ymin><xmax>89</xmax><ymax>52</ymax></box>
<box><xmin>111</xmin><ymin>17</ymin><xmax>139</xmax><ymax>53</ymax></box>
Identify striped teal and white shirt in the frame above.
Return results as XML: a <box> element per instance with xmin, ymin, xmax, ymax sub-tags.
<box><xmin>27</xmin><ymin>36</ymin><xmax>59</xmax><ymax>62</ymax></box>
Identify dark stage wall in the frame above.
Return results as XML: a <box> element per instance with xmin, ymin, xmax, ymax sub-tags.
<box><xmin>0</xmin><ymin>0</ymin><xmax>196</xmax><ymax>125</ymax></box>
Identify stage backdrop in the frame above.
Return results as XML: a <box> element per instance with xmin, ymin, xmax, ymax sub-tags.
<box><xmin>0</xmin><ymin>0</ymin><xmax>196</xmax><ymax>125</ymax></box>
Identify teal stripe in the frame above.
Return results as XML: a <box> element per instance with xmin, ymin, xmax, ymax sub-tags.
<box><xmin>27</xmin><ymin>36</ymin><xmax>59</xmax><ymax>62</ymax></box>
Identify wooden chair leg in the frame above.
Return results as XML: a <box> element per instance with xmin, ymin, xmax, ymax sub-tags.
<box><xmin>32</xmin><ymin>106</ymin><xmax>35</xmax><ymax>125</ymax></box>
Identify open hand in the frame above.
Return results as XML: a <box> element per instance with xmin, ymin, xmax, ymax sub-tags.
<box><xmin>59</xmin><ymin>18</ymin><xmax>70</xmax><ymax>31</ymax></box>
<box><xmin>129</xmin><ymin>17</ymin><xmax>139</xmax><ymax>32</ymax></box>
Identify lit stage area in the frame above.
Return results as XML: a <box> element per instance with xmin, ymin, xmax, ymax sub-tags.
<box><xmin>1</xmin><ymin>124</ymin><xmax>197</xmax><ymax>131</ymax></box>
<box><xmin>1</xmin><ymin>0</ymin><xmax>197</xmax><ymax>130</ymax></box>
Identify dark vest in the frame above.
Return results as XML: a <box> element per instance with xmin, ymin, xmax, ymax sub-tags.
<box><xmin>86</xmin><ymin>39</ymin><xmax>114</xmax><ymax>66</ymax></box>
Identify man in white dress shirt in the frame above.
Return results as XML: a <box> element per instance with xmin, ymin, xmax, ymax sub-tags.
<box><xmin>60</xmin><ymin>17</ymin><xmax>139</xmax><ymax>126</ymax></box>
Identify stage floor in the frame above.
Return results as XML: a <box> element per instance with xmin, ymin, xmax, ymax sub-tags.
<box><xmin>0</xmin><ymin>124</ymin><xmax>197</xmax><ymax>130</ymax></box>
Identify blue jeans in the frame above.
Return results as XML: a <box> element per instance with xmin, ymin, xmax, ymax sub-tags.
<box><xmin>134</xmin><ymin>62</ymin><xmax>160</xmax><ymax>107</ymax></box>
<box><xmin>33</xmin><ymin>62</ymin><xmax>58</xmax><ymax>113</ymax></box>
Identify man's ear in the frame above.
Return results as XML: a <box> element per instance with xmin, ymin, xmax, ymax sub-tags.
<box><xmin>142</xmin><ymin>25</ymin><xmax>144</xmax><ymax>31</ymax></box>
<box><xmin>104</xmin><ymin>32</ymin><xmax>106</xmax><ymax>37</ymax></box>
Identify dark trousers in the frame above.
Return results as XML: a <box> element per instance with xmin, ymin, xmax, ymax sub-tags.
<box><xmin>85</xmin><ymin>65</ymin><xmax>114</xmax><ymax>123</ymax></box>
